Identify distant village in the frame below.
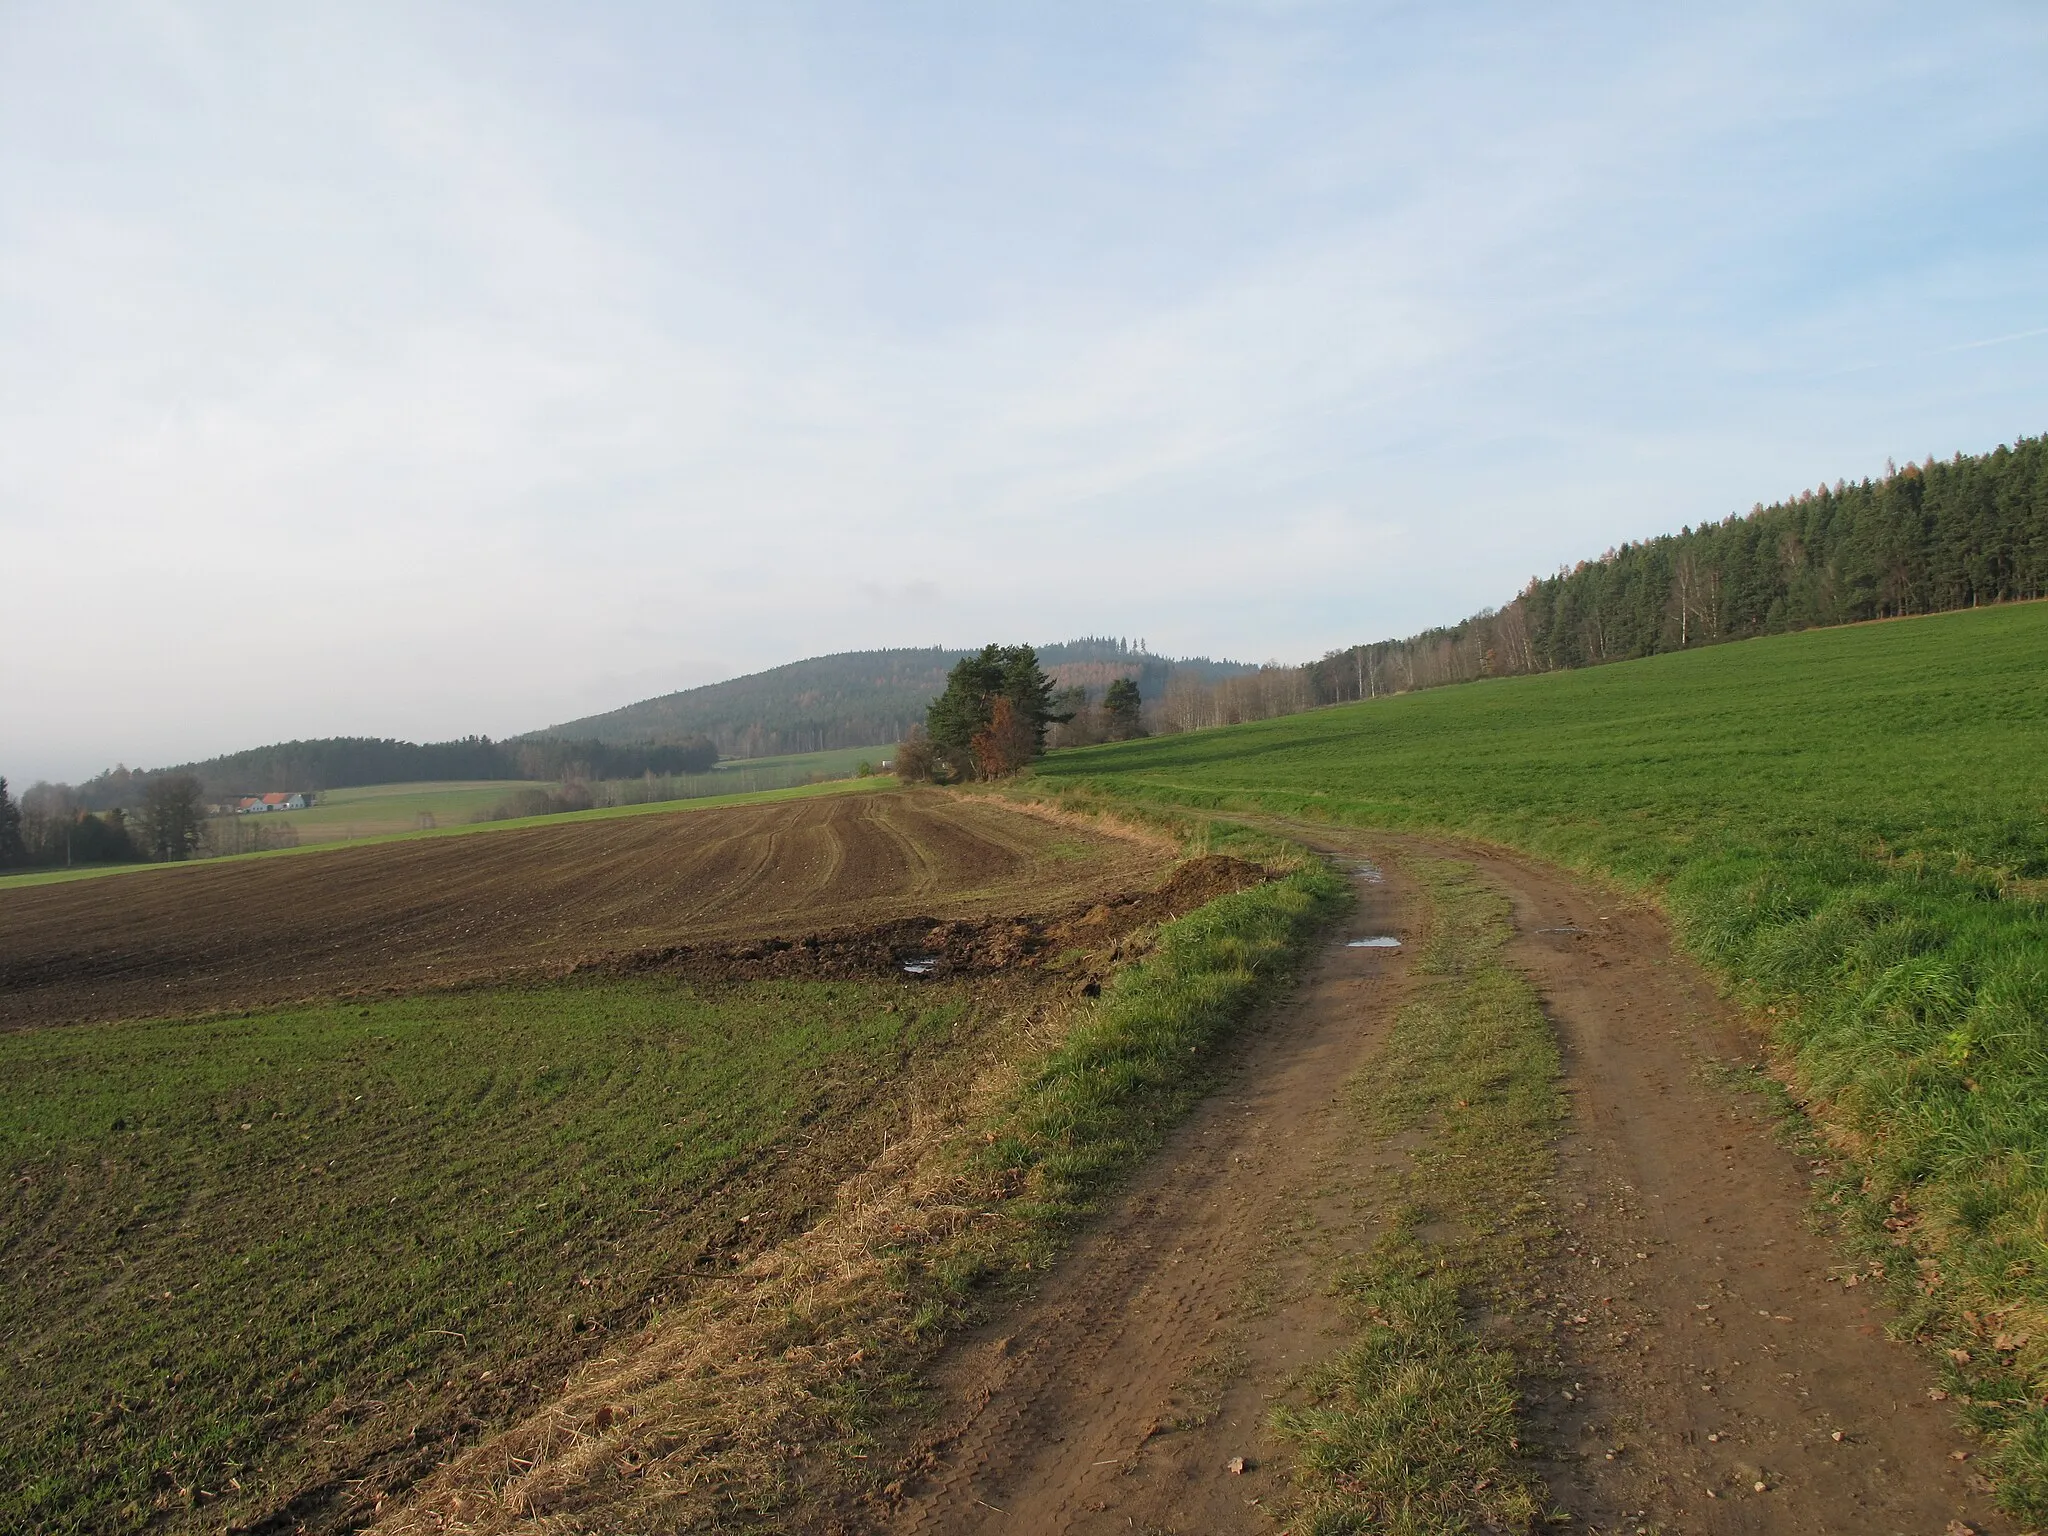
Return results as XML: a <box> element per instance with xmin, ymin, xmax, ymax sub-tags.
<box><xmin>222</xmin><ymin>792</ymin><xmax>312</xmax><ymax>814</ymax></box>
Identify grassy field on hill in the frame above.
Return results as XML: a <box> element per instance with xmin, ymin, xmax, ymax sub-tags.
<box><xmin>1037</xmin><ymin>599</ymin><xmax>2048</xmax><ymax>1509</ymax></box>
<box><xmin>707</xmin><ymin>743</ymin><xmax>887</xmax><ymax>784</ymax></box>
<box><xmin>218</xmin><ymin>757</ymin><xmax>880</xmax><ymax>851</ymax></box>
<box><xmin>0</xmin><ymin>975</ymin><xmax>1005</xmax><ymax>1536</ymax></box>
<box><xmin>248</xmin><ymin>780</ymin><xmax>553</xmax><ymax>841</ymax></box>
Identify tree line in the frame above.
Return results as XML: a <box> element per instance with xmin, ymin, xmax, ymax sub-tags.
<box><xmin>1155</xmin><ymin>433</ymin><xmax>2048</xmax><ymax>729</ymax></box>
<box><xmin>0</xmin><ymin>734</ymin><xmax>720</xmax><ymax>871</ymax></box>
<box><xmin>40</xmin><ymin>734</ymin><xmax>719</xmax><ymax>814</ymax></box>
<box><xmin>0</xmin><ymin>774</ymin><xmax>218</xmax><ymax>871</ymax></box>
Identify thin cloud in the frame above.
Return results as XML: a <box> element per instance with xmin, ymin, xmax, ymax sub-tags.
<box><xmin>2</xmin><ymin>3</ymin><xmax>2045</xmax><ymax>780</ymax></box>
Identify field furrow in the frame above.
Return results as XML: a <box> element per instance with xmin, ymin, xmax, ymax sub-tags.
<box><xmin>0</xmin><ymin>788</ymin><xmax>1166</xmax><ymax>1029</ymax></box>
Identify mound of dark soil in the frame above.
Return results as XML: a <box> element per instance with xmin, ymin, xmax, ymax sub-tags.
<box><xmin>575</xmin><ymin>854</ymin><xmax>1273</xmax><ymax>987</ymax></box>
<box><xmin>0</xmin><ymin>791</ymin><xmax>1172</xmax><ymax>1029</ymax></box>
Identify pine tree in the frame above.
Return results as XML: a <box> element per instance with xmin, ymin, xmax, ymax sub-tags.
<box><xmin>1103</xmin><ymin>677</ymin><xmax>1143</xmax><ymax>740</ymax></box>
<box><xmin>0</xmin><ymin>777</ymin><xmax>25</xmax><ymax>869</ymax></box>
<box><xmin>925</xmin><ymin>644</ymin><xmax>1072</xmax><ymax>779</ymax></box>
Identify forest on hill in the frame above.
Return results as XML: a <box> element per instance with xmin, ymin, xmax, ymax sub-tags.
<box><xmin>539</xmin><ymin>638</ymin><xmax>1255</xmax><ymax>758</ymax></box>
<box><xmin>1156</xmin><ymin>432</ymin><xmax>2048</xmax><ymax>729</ymax></box>
<box><xmin>48</xmin><ymin>735</ymin><xmax>719</xmax><ymax>812</ymax></box>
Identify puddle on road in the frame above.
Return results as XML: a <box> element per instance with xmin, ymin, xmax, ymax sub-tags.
<box><xmin>900</xmin><ymin>957</ymin><xmax>940</xmax><ymax>976</ymax></box>
<box><xmin>1347</xmin><ymin>936</ymin><xmax>1402</xmax><ymax>948</ymax></box>
<box><xmin>1324</xmin><ymin>856</ymin><xmax>1386</xmax><ymax>884</ymax></box>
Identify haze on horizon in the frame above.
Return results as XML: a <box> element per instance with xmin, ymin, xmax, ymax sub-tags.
<box><xmin>3</xmin><ymin>2</ymin><xmax>2046</xmax><ymax>784</ymax></box>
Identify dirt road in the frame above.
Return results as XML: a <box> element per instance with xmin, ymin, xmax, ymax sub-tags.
<box><xmin>884</xmin><ymin>831</ymin><xmax>2004</xmax><ymax>1535</ymax></box>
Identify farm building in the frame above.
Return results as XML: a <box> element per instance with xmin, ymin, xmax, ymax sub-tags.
<box><xmin>234</xmin><ymin>792</ymin><xmax>309</xmax><ymax>813</ymax></box>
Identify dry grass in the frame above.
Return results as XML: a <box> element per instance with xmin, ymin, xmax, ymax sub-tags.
<box><xmin>376</xmin><ymin>995</ymin><xmax>1072</xmax><ymax>1532</ymax></box>
<box><xmin>376</xmin><ymin>850</ymin><xmax>1345</xmax><ymax>1533</ymax></box>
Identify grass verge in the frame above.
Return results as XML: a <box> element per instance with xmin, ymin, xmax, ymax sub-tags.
<box><xmin>376</xmin><ymin>831</ymin><xmax>1347</xmax><ymax>1532</ymax></box>
<box><xmin>1275</xmin><ymin>857</ymin><xmax>1562</xmax><ymax>1535</ymax></box>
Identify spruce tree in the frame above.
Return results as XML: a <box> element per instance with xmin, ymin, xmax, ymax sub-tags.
<box><xmin>1103</xmin><ymin>677</ymin><xmax>1143</xmax><ymax>739</ymax></box>
<box><xmin>0</xmin><ymin>777</ymin><xmax>24</xmax><ymax>869</ymax></box>
<box><xmin>925</xmin><ymin>644</ymin><xmax>1071</xmax><ymax>779</ymax></box>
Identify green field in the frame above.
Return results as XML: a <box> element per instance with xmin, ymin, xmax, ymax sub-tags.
<box><xmin>0</xmin><ymin>797</ymin><xmax>1340</xmax><ymax>1535</ymax></box>
<box><xmin>711</xmin><ymin>743</ymin><xmax>893</xmax><ymax>783</ymax></box>
<box><xmin>1039</xmin><ymin>599</ymin><xmax>2048</xmax><ymax>1508</ymax></box>
<box><xmin>219</xmin><ymin>755</ymin><xmax>885</xmax><ymax>849</ymax></box>
<box><xmin>0</xmin><ymin>975</ymin><xmax>992</xmax><ymax>1536</ymax></box>
<box><xmin>239</xmin><ymin>780</ymin><xmax>554</xmax><ymax>842</ymax></box>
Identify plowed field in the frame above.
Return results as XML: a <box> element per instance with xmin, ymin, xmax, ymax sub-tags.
<box><xmin>0</xmin><ymin>788</ymin><xmax>1166</xmax><ymax>1029</ymax></box>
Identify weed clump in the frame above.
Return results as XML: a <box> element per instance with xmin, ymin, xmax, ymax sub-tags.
<box><xmin>1279</xmin><ymin>1224</ymin><xmax>1537</xmax><ymax>1536</ymax></box>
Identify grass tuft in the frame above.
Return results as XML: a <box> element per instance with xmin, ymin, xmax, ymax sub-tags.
<box><xmin>1279</xmin><ymin>1216</ymin><xmax>1536</xmax><ymax>1536</ymax></box>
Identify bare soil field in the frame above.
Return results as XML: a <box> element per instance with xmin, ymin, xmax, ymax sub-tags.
<box><xmin>885</xmin><ymin>829</ymin><xmax>2004</xmax><ymax>1535</ymax></box>
<box><xmin>0</xmin><ymin>788</ymin><xmax>1168</xmax><ymax>1029</ymax></box>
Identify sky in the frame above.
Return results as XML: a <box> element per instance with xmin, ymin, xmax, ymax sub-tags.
<box><xmin>3</xmin><ymin>3</ymin><xmax>2046</xmax><ymax>783</ymax></box>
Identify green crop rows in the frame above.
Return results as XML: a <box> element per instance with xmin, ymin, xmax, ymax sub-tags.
<box><xmin>0</xmin><ymin>977</ymin><xmax>979</xmax><ymax>1535</ymax></box>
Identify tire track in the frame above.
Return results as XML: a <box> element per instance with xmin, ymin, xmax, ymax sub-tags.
<box><xmin>885</xmin><ymin>855</ymin><xmax>1418</xmax><ymax>1535</ymax></box>
<box><xmin>879</xmin><ymin>832</ymin><xmax>2008</xmax><ymax>1534</ymax></box>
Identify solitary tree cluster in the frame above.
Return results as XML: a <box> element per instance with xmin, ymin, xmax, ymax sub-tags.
<box><xmin>905</xmin><ymin>644</ymin><xmax>1072</xmax><ymax>781</ymax></box>
<box><xmin>137</xmin><ymin>774</ymin><xmax>207</xmax><ymax>862</ymax></box>
<box><xmin>0</xmin><ymin>778</ymin><xmax>25</xmax><ymax>870</ymax></box>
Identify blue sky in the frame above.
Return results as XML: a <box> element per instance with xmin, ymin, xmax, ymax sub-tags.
<box><xmin>3</xmin><ymin>2</ymin><xmax>2045</xmax><ymax>781</ymax></box>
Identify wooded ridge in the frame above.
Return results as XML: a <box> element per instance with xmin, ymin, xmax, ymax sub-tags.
<box><xmin>537</xmin><ymin>638</ymin><xmax>1256</xmax><ymax>758</ymax></box>
<box><xmin>1155</xmin><ymin>433</ymin><xmax>2047</xmax><ymax>730</ymax></box>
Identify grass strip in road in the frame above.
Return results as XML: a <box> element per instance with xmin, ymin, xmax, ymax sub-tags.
<box><xmin>978</xmin><ymin>844</ymin><xmax>1349</xmax><ymax>1245</ymax></box>
<box><xmin>1275</xmin><ymin>857</ymin><xmax>1562</xmax><ymax>1535</ymax></box>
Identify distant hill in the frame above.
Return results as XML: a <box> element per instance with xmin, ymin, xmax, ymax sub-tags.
<box><xmin>28</xmin><ymin>639</ymin><xmax>1249</xmax><ymax>809</ymax></box>
<box><xmin>537</xmin><ymin>638</ymin><xmax>1258</xmax><ymax>758</ymax></box>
